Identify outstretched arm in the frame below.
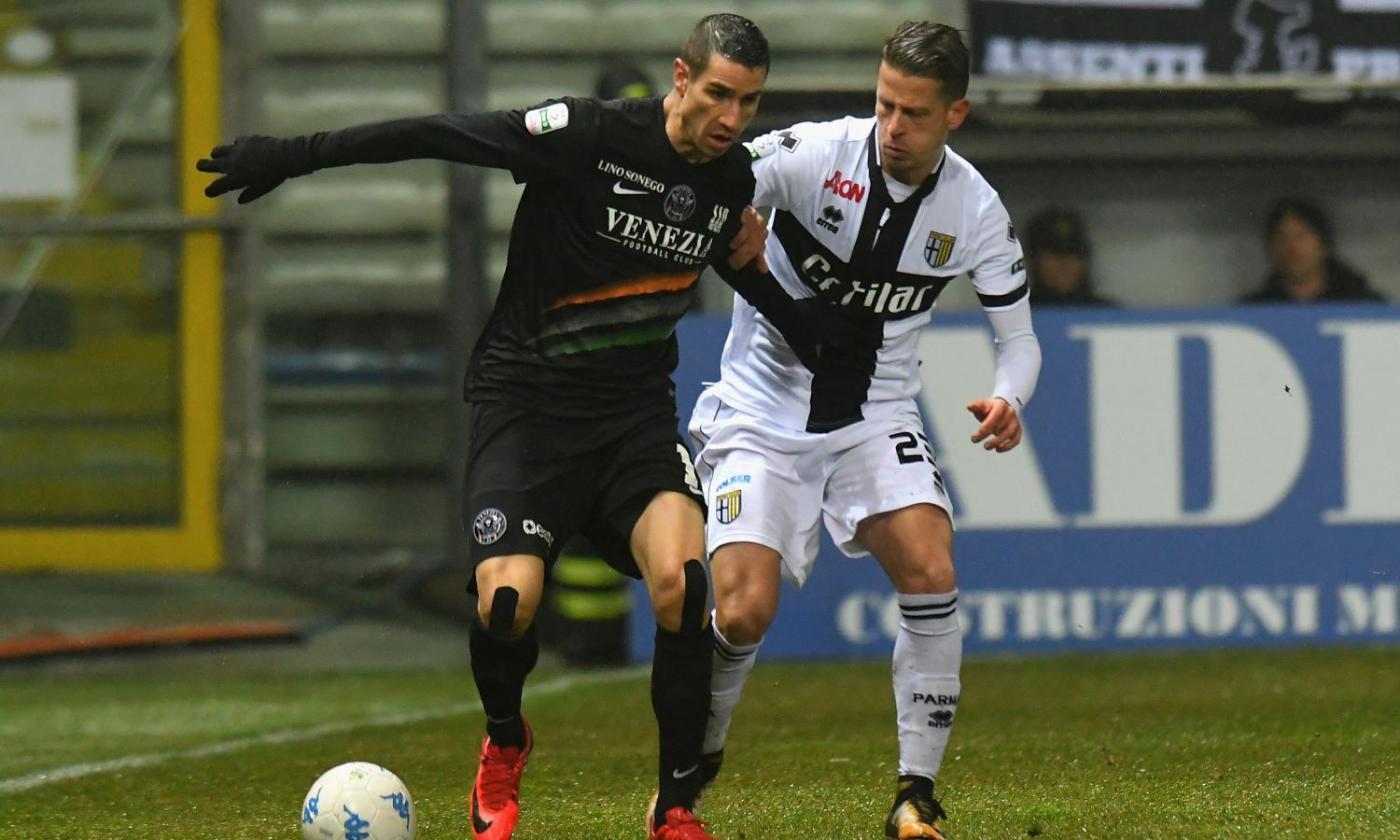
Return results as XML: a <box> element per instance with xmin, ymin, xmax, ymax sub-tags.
<box><xmin>199</xmin><ymin>99</ymin><xmax>594</xmax><ymax>204</ymax></box>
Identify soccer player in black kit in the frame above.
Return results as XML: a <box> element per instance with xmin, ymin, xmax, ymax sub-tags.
<box><xmin>197</xmin><ymin>14</ymin><xmax>848</xmax><ymax>840</ymax></box>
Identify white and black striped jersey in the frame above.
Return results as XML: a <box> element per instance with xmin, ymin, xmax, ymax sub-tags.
<box><xmin>711</xmin><ymin>116</ymin><xmax>1039</xmax><ymax>432</ymax></box>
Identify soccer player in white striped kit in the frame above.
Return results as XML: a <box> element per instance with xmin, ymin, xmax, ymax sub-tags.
<box><xmin>687</xmin><ymin>22</ymin><xmax>1042</xmax><ymax>839</ymax></box>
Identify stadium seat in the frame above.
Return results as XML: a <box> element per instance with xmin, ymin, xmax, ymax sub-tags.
<box><xmin>486</xmin><ymin>2</ymin><xmax>596</xmax><ymax>53</ymax></box>
<box><xmin>100</xmin><ymin>150</ymin><xmax>174</xmax><ymax>206</ymax></box>
<box><xmin>263</xmin><ymin>0</ymin><xmax>443</xmax><ymax>56</ymax></box>
<box><xmin>265</xmin><ymin>241</ymin><xmax>445</xmax><ymax>314</ymax></box>
<box><xmin>265</xmin><ymin>480</ymin><xmax>445</xmax><ymax>548</ymax></box>
<box><xmin>265</xmin><ymin>87</ymin><xmax>444</xmax><ymax>137</ymax></box>
<box><xmin>24</xmin><ymin>0</ymin><xmax>159</xmax><ymax>24</ymax></box>
<box><xmin>266</xmin><ymin>399</ymin><xmax>444</xmax><ymax>473</ymax></box>
<box><xmin>62</xmin><ymin>25</ymin><xmax>168</xmax><ymax>60</ymax></box>
<box><xmin>262</xmin><ymin>166</ymin><xmax>447</xmax><ymax>235</ymax></box>
<box><xmin>485</xmin><ymin>171</ymin><xmax>523</xmax><ymax>235</ymax></box>
<box><xmin>748</xmin><ymin>1</ymin><xmax>960</xmax><ymax>50</ymax></box>
<box><xmin>117</xmin><ymin>93</ymin><xmax>174</xmax><ymax>145</ymax></box>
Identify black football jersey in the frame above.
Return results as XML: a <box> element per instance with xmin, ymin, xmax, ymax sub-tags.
<box><xmin>467</xmin><ymin>97</ymin><xmax>756</xmax><ymax>417</ymax></box>
<box><xmin>302</xmin><ymin>96</ymin><xmax>757</xmax><ymax>418</ymax></box>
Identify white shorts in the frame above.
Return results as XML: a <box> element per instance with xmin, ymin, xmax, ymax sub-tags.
<box><xmin>687</xmin><ymin>387</ymin><xmax>954</xmax><ymax>586</ymax></box>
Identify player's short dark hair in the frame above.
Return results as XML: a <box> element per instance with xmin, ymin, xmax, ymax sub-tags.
<box><xmin>680</xmin><ymin>13</ymin><xmax>770</xmax><ymax>78</ymax></box>
<box><xmin>881</xmin><ymin>21</ymin><xmax>970</xmax><ymax>102</ymax></box>
<box><xmin>1266</xmin><ymin>196</ymin><xmax>1334</xmax><ymax>250</ymax></box>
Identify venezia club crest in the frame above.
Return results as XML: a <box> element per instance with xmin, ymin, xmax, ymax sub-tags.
<box><xmin>664</xmin><ymin>184</ymin><xmax>697</xmax><ymax>223</ymax></box>
<box><xmin>924</xmin><ymin>230</ymin><xmax>957</xmax><ymax>268</ymax></box>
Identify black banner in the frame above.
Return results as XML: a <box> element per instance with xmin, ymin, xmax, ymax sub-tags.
<box><xmin>971</xmin><ymin>0</ymin><xmax>1400</xmax><ymax>82</ymax></box>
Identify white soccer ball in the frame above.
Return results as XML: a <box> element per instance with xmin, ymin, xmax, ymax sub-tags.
<box><xmin>300</xmin><ymin>761</ymin><xmax>415</xmax><ymax>840</ymax></box>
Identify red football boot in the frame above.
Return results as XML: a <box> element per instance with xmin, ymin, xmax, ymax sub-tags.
<box><xmin>645</xmin><ymin>792</ymin><xmax>715</xmax><ymax>840</ymax></box>
<box><xmin>469</xmin><ymin>719</ymin><xmax>533</xmax><ymax>840</ymax></box>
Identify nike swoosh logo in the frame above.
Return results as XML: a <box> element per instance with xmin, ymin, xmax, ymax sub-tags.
<box><xmin>470</xmin><ymin>788</ymin><xmax>493</xmax><ymax>834</ymax></box>
<box><xmin>613</xmin><ymin>181</ymin><xmax>651</xmax><ymax>195</ymax></box>
<box><xmin>672</xmin><ymin>764</ymin><xmax>700</xmax><ymax>780</ymax></box>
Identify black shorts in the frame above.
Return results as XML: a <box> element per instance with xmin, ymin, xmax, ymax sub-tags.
<box><xmin>462</xmin><ymin>400</ymin><xmax>704</xmax><ymax>580</ymax></box>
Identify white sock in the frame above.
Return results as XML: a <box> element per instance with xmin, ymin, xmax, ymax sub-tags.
<box><xmin>704</xmin><ymin>615</ymin><xmax>761</xmax><ymax>755</ymax></box>
<box><xmin>892</xmin><ymin>589</ymin><xmax>962</xmax><ymax>782</ymax></box>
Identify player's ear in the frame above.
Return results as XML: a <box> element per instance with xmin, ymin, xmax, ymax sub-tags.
<box><xmin>673</xmin><ymin>57</ymin><xmax>690</xmax><ymax>97</ymax></box>
<box><xmin>946</xmin><ymin>97</ymin><xmax>971</xmax><ymax>132</ymax></box>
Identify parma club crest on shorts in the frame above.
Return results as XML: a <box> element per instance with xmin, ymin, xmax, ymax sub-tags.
<box><xmin>714</xmin><ymin>489</ymin><xmax>742</xmax><ymax>524</ymax></box>
<box><xmin>473</xmin><ymin>507</ymin><xmax>507</xmax><ymax>545</ymax></box>
<box><xmin>924</xmin><ymin>230</ymin><xmax>957</xmax><ymax>268</ymax></box>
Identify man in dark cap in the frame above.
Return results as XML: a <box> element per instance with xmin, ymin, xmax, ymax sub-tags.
<box><xmin>1024</xmin><ymin>207</ymin><xmax>1115</xmax><ymax>307</ymax></box>
<box><xmin>596</xmin><ymin>62</ymin><xmax>657</xmax><ymax>100</ymax></box>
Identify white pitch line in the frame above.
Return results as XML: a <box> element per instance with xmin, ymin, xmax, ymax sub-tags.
<box><xmin>0</xmin><ymin>667</ymin><xmax>646</xmax><ymax>796</ymax></box>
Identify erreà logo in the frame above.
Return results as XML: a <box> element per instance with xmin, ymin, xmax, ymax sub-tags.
<box><xmin>823</xmin><ymin>169</ymin><xmax>865</xmax><ymax>203</ymax></box>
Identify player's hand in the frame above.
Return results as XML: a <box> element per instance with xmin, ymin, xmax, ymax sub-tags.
<box><xmin>775</xmin><ymin>297</ymin><xmax>880</xmax><ymax>372</ymax></box>
<box><xmin>726</xmin><ymin>206</ymin><xmax>769</xmax><ymax>273</ymax></box>
<box><xmin>196</xmin><ymin>135</ymin><xmax>299</xmax><ymax>204</ymax></box>
<box><xmin>967</xmin><ymin>397</ymin><xmax>1022</xmax><ymax>453</ymax></box>
<box><xmin>795</xmin><ymin>297</ymin><xmax>879</xmax><ymax>353</ymax></box>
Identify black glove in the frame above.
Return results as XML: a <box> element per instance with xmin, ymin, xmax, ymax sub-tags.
<box><xmin>196</xmin><ymin>135</ymin><xmax>315</xmax><ymax>204</ymax></box>
<box><xmin>777</xmin><ymin>296</ymin><xmax>882</xmax><ymax>371</ymax></box>
<box><xmin>712</xmin><ymin>259</ymin><xmax>882</xmax><ymax>371</ymax></box>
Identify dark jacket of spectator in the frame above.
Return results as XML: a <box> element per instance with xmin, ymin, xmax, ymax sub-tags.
<box><xmin>1240</xmin><ymin>197</ymin><xmax>1386</xmax><ymax>303</ymax></box>
<box><xmin>1024</xmin><ymin>207</ymin><xmax>1116</xmax><ymax>307</ymax></box>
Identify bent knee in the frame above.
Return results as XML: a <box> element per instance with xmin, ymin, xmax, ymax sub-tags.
<box><xmin>648</xmin><ymin>559</ymin><xmax>708</xmax><ymax>633</ymax></box>
<box><xmin>475</xmin><ymin>580</ymin><xmax>542</xmax><ymax>637</ymax></box>
<box><xmin>889</xmin><ymin>550</ymin><xmax>956</xmax><ymax>594</ymax></box>
<box><xmin>714</xmin><ymin>603</ymin><xmax>772</xmax><ymax>646</ymax></box>
<box><xmin>714</xmin><ymin>582</ymin><xmax>778</xmax><ymax>645</ymax></box>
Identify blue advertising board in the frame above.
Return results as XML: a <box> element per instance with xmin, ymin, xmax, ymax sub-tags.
<box><xmin>631</xmin><ymin>305</ymin><xmax>1400</xmax><ymax>660</ymax></box>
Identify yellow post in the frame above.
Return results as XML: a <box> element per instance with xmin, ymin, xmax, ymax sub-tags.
<box><xmin>174</xmin><ymin>0</ymin><xmax>224</xmax><ymax>571</ymax></box>
<box><xmin>0</xmin><ymin>0</ymin><xmax>223</xmax><ymax>571</ymax></box>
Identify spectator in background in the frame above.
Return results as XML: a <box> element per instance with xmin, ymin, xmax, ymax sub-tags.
<box><xmin>1241</xmin><ymin>197</ymin><xmax>1386</xmax><ymax>303</ymax></box>
<box><xmin>596</xmin><ymin>62</ymin><xmax>656</xmax><ymax>100</ymax></box>
<box><xmin>1024</xmin><ymin>207</ymin><xmax>1115</xmax><ymax>306</ymax></box>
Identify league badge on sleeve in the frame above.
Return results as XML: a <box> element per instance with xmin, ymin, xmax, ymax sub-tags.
<box><xmin>524</xmin><ymin>102</ymin><xmax>570</xmax><ymax>136</ymax></box>
<box><xmin>744</xmin><ymin>136</ymin><xmax>776</xmax><ymax>161</ymax></box>
<box><xmin>744</xmin><ymin>129</ymin><xmax>800</xmax><ymax>161</ymax></box>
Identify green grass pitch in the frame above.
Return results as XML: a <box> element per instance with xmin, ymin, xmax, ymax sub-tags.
<box><xmin>1</xmin><ymin>647</ymin><xmax>1397</xmax><ymax>838</ymax></box>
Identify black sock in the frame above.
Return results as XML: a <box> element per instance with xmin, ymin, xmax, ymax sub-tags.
<box><xmin>898</xmin><ymin>774</ymin><xmax>936</xmax><ymax>801</ymax></box>
<box><xmin>469</xmin><ymin>618</ymin><xmax>538</xmax><ymax>748</ymax></box>
<box><xmin>651</xmin><ymin>623</ymin><xmax>713</xmax><ymax>820</ymax></box>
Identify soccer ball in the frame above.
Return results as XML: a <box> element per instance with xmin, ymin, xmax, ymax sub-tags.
<box><xmin>300</xmin><ymin>761</ymin><xmax>415</xmax><ymax>840</ymax></box>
